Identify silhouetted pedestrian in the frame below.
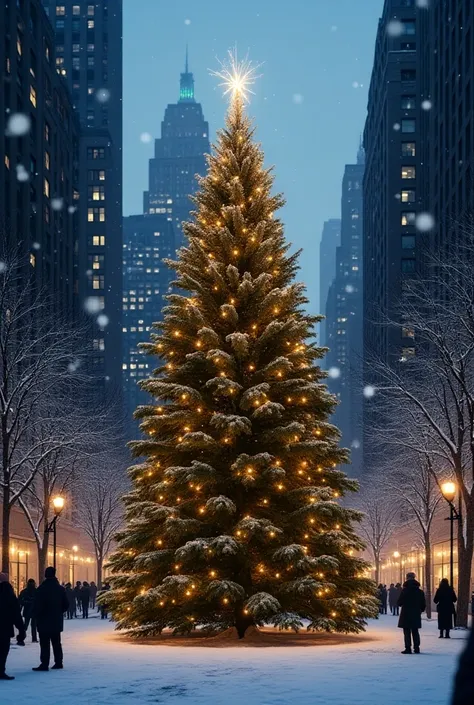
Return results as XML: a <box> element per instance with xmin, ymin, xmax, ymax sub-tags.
<box><xmin>434</xmin><ymin>578</ymin><xmax>457</xmax><ymax>638</ymax></box>
<box><xmin>18</xmin><ymin>578</ymin><xmax>38</xmax><ymax>643</ymax></box>
<box><xmin>89</xmin><ymin>581</ymin><xmax>98</xmax><ymax>609</ymax></box>
<box><xmin>388</xmin><ymin>583</ymin><xmax>397</xmax><ymax>615</ymax></box>
<box><xmin>452</xmin><ymin>627</ymin><xmax>474</xmax><ymax>705</ymax></box>
<box><xmin>99</xmin><ymin>582</ymin><xmax>111</xmax><ymax>620</ymax></box>
<box><xmin>74</xmin><ymin>581</ymin><xmax>82</xmax><ymax>613</ymax></box>
<box><xmin>393</xmin><ymin>583</ymin><xmax>402</xmax><ymax>616</ymax></box>
<box><xmin>0</xmin><ymin>572</ymin><xmax>26</xmax><ymax>680</ymax></box>
<box><xmin>397</xmin><ymin>571</ymin><xmax>426</xmax><ymax>654</ymax></box>
<box><xmin>32</xmin><ymin>567</ymin><xmax>69</xmax><ymax>672</ymax></box>
<box><xmin>65</xmin><ymin>583</ymin><xmax>76</xmax><ymax>619</ymax></box>
<box><xmin>80</xmin><ymin>582</ymin><xmax>90</xmax><ymax>619</ymax></box>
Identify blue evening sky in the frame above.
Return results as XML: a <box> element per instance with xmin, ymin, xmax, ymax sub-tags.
<box><xmin>123</xmin><ymin>0</ymin><xmax>383</xmax><ymax>314</ymax></box>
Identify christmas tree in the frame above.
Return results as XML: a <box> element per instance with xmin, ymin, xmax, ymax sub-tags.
<box><xmin>108</xmin><ymin>57</ymin><xmax>377</xmax><ymax>638</ymax></box>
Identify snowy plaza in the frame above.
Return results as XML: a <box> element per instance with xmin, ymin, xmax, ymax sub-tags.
<box><xmin>2</xmin><ymin>616</ymin><xmax>466</xmax><ymax>705</ymax></box>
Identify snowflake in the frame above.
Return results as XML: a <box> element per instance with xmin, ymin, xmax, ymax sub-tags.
<box><xmin>393</xmin><ymin>123</ymin><xmax>401</xmax><ymax>131</ymax></box>
<box><xmin>32</xmin><ymin>242</ymin><xmax>41</xmax><ymax>250</ymax></box>
<box><xmin>421</xmin><ymin>100</ymin><xmax>432</xmax><ymax>111</ymax></box>
<box><xmin>51</xmin><ymin>197</ymin><xmax>64</xmax><ymax>211</ymax></box>
<box><xmin>184</xmin><ymin>18</ymin><xmax>191</xmax><ymax>25</ymax></box>
<box><xmin>68</xmin><ymin>359</ymin><xmax>81</xmax><ymax>373</ymax></box>
<box><xmin>363</xmin><ymin>385</ymin><xmax>376</xmax><ymax>399</ymax></box>
<box><xmin>386</xmin><ymin>20</ymin><xmax>404</xmax><ymax>37</ymax></box>
<box><xmin>97</xmin><ymin>314</ymin><xmax>109</xmax><ymax>327</ymax></box>
<box><xmin>5</xmin><ymin>113</ymin><xmax>31</xmax><ymax>137</ymax></box>
<box><xmin>345</xmin><ymin>284</ymin><xmax>354</xmax><ymax>294</ymax></box>
<box><xmin>415</xmin><ymin>212</ymin><xmax>435</xmax><ymax>232</ymax></box>
<box><xmin>16</xmin><ymin>164</ymin><xmax>29</xmax><ymax>182</ymax></box>
<box><xmin>68</xmin><ymin>205</ymin><xmax>77</xmax><ymax>214</ymax></box>
<box><xmin>84</xmin><ymin>296</ymin><xmax>102</xmax><ymax>314</ymax></box>
<box><xmin>331</xmin><ymin>25</ymin><xmax>338</xmax><ymax>32</ymax></box>
<box><xmin>292</xmin><ymin>93</ymin><xmax>304</xmax><ymax>104</ymax></box>
<box><xmin>140</xmin><ymin>132</ymin><xmax>152</xmax><ymax>143</ymax></box>
<box><xmin>96</xmin><ymin>88</ymin><xmax>110</xmax><ymax>104</ymax></box>
<box><xmin>328</xmin><ymin>367</ymin><xmax>341</xmax><ymax>379</ymax></box>
<box><xmin>351</xmin><ymin>439</ymin><xmax>361</xmax><ymax>449</ymax></box>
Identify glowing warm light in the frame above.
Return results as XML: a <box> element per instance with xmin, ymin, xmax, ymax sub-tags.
<box><xmin>211</xmin><ymin>49</ymin><xmax>262</xmax><ymax>103</ymax></box>
<box><xmin>441</xmin><ymin>481</ymin><xmax>456</xmax><ymax>503</ymax></box>
<box><xmin>393</xmin><ymin>551</ymin><xmax>400</xmax><ymax>559</ymax></box>
<box><xmin>52</xmin><ymin>496</ymin><xmax>65</xmax><ymax>514</ymax></box>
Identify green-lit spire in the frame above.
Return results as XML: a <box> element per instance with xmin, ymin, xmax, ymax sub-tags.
<box><xmin>179</xmin><ymin>46</ymin><xmax>195</xmax><ymax>103</ymax></box>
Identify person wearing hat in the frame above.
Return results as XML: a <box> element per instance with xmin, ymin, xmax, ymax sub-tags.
<box><xmin>397</xmin><ymin>571</ymin><xmax>426</xmax><ymax>654</ymax></box>
<box><xmin>0</xmin><ymin>572</ymin><xmax>26</xmax><ymax>680</ymax></box>
<box><xmin>32</xmin><ymin>567</ymin><xmax>69</xmax><ymax>672</ymax></box>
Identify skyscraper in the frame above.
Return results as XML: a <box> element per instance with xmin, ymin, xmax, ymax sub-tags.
<box><xmin>0</xmin><ymin>0</ymin><xmax>79</xmax><ymax>319</ymax></box>
<box><xmin>122</xmin><ymin>215</ymin><xmax>174</xmax><ymax>434</ymax></box>
<box><xmin>319</xmin><ymin>219</ymin><xmax>341</xmax><ymax>347</ymax></box>
<box><xmin>325</xmin><ymin>146</ymin><xmax>364</xmax><ymax>476</ymax></box>
<box><xmin>144</xmin><ymin>52</ymin><xmax>210</xmax><ymax>248</ymax></box>
<box><xmin>42</xmin><ymin>0</ymin><xmax>123</xmax><ymax>394</ymax></box>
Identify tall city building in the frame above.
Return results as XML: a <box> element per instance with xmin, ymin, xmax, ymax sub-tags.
<box><xmin>1</xmin><ymin>0</ymin><xmax>79</xmax><ymax>319</ymax></box>
<box><xmin>325</xmin><ymin>146</ymin><xmax>365</xmax><ymax>476</ymax></box>
<box><xmin>144</xmin><ymin>53</ymin><xmax>210</xmax><ymax>248</ymax></box>
<box><xmin>318</xmin><ymin>218</ymin><xmax>341</xmax><ymax>347</ymax></box>
<box><xmin>122</xmin><ymin>215</ymin><xmax>174</xmax><ymax>435</ymax></box>
<box><xmin>42</xmin><ymin>0</ymin><xmax>123</xmax><ymax>394</ymax></box>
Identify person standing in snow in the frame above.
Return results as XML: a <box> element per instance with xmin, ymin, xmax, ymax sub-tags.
<box><xmin>89</xmin><ymin>581</ymin><xmax>98</xmax><ymax>610</ymax></box>
<box><xmin>99</xmin><ymin>582</ymin><xmax>111</xmax><ymax>620</ymax></box>
<box><xmin>434</xmin><ymin>578</ymin><xmax>457</xmax><ymax>639</ymax></box>
<box><xmin>393</xmin><ymin>583</ymin><xmax>402</xmax><ymax>616</ymax></box>
<box><xmin>80</xmin><ymin>582</ymin><xmax>91</xmax><ymax>618</ymax></box>
<box><xmin>18</xmin><ymin>578</ymin><xmax>38</xmax><ymax>643</ymax></box>
<box><xmin>65</xmin><ymin>583</ymin><xmax>76</xmax><ymax>619</ymax></box>
<box><xmin>388</xmin><ymin>583</ymin><xmax>397</xmax><ymax>615</ymax></box>
<box><xmin>380</xmin><ymin>585</ymin><xmax>388</xmax><ymax>614</ymax></box>
<box><xmin>74</xmin><ymin>581</ymin><xmax>82</xmax><ymax>613</ymax></box>
<box><xmin>397</xmin><ymin>571</ymin><xmax>426</xmax><ymax>654</ymax></box>
<box><xmin>32</xmin><ymin>567</ymin><xmax>69</xmax><ymax>671</ymax></box>
<box><xmin>0</xmin><ymin>572</ymin><xmax>26</xmax><ymax>680</ymax></box>
<box><xmin>452</xmin><ymin>627</ymin><xmax>474</xmax><ymax>705</ymax></box>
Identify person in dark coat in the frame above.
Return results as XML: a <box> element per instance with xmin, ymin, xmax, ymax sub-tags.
<box><xmin>393</xmin><ymin>583</ymin><xmax>402</xmax><ymax>616</ymax></box>
<box><xmin>0</xmin><ymin>572</ymin><xmax>26</xmax><ymax>680</ymax></box>
<box><xmin>388</xmin><ymin>583</ymin><xmax>398</xmax><ymax>615</ymax></box>
<box><xmin>397</xmin><ymin>571</ymin><xmax>426</xmax><ymax>654</ymax></box>
<box><xmin>452</xmin><ymin>627</ymin><xmax>474</xmax><ymax>705</ymax></box>
<box><xmin>89</xmin><ymin>581</ymin><xmax>98</xmax><ymax>609</ymax></box>
<box><xmin>18</xmin><ymin>578</ymin><xmax>38</xmax><ymax>643</ymax></box>
<box><xmin>32</xmin><ymin>566</ymin><xmax>69</xmax><ymax>671</ymax></box>
<box><xmin>377</xmin><ymin>584</ymin><xmax>384</xmax><ymax>614</ymax></box>
<box><xmin>381</xmin><ymin>585</ymin><xmax>388</xmax><ymax>614</ymax></box>
<box><xmin>434</xmin><ymin>578</ymin><xmax>457</xmax><ymax>638</ymax></box>
<box><xmin>99</xmin><ymin>582</ymin><xmax>111</xmax><ymax>620</ymax></box>
<box><xmin>74</xmin><ymin>581</ymin><xmax>82</xmax><ymax>613</ymax></box>
<box><xmin>65</xmin><ymin>583</ymin><xmax>76</xmax><ymax>619</ymax></box>
<box><xmin>80</xmin><ymin>582</ymin><xmax>91</xmax><ymax>618</ymax></box>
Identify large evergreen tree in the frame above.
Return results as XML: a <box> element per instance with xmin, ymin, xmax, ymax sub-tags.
<box><xmin>108</xmin><ymin>85</ymin><xmax>377</xmax><ymax>638</ymax></box>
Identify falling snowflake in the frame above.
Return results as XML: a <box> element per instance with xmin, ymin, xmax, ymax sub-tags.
<box><xmin>97</xmin><ymin>314</ymin><xmax>109</xmax><ymax>328</ymax></box>
<box><xmin>96</xmin><ymin>88</ymin><xmax>111</xmax><ymax>104</ymax></box>
<box><xmin>395</xmin><ymin>193</ymin><xmax>401</xmax><ymax>200</ymax></box>
<box><xmin>393</xmin><ymin>123</ymin><xmax>401</xmax><ymax>131</ymax></box>
<box><xmin>0</xmin><ymin>262</ymin><xmax>6</xmax><ymax>274</ymax></box>
<box><xmin>328</xmin><ymin>367</ymin><xmax>341</xmax><ymax>379</ymax></box>
<box><xmin>84</xmin><ymin>296</ymin><xmax>102</xmax><ymax>315</ymax></box>
<box><xmin>5</xmin><ymin>113</ymin><xmax>31</xmax><ymax>137</ymax></box>
<box><xmin>421</xmin><ymin>100</ymin><xmax>432</xmax><ymax>111</ymax></box>
<box><xmin>68</xmin><ymin>205</ymin><xmax>77</xmax><ymax>214</ymax></box>
<box><xmin>184</xmin><ymin>18</ymin><xmax>191</xmax><ymax>25</ymax></box>
<box><xmin>386</xmin><ymin>20</ymin><xmax>404</xmax><ymax>37</ymax></box>
<box><xmin>415</xmin><ymin>212</ymin><xmax>435</xmax><ymax>232</ymax></box>
<box><xmin>331</xmin><ymin>25</ymin><xmax>338</xmax><ymax>32</ymax></box>
<box><xmin>345</xmin><ymin>284</ymin><xmax>355</xmax><ymax>294</ymax></box>
<box><xmin>140</xmin><ymin>132</ymin><xmax>152</xmax><ymax>144</ymax></box>
<box><xmin>363</xmin><ymin>385</ymin><xmax>376</xmax><ymax>399</ymax></box>
<box><xmin>292</xmin><ymin>93</ymin><xmax>304</xmax><ymax>104</ymax></box>
<box><xmin>32</xmin><ymin>242</ymin><xmax>41</xmax><ymax>250</ymax></box>
<box><xmin>352</xmin><ymin>81</ymin><xmax>360</xmax><ymax>89</ymax></box>
<box><xmin>68</xmin><ymin>359</ymin><xmax>81</xmax><ymax>373</ymax></box>
<box><xmin>16</xmin><ymin>164</ymin><xmax>29</xmax><ymax>182</ymax></box>
<box><xmin>51</xmin><ymin>197</ymin><xmax>64</xmax><ymax>211</ymax></box>
<box><xmin>351</xmin><ymin>439</ymin><xmax>361</xmax><ymax>450</ymax></box>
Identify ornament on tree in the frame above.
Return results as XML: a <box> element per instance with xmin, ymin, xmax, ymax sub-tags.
<box><xmin>107</xmin><ymin>52</ymin><xmax>378</xmax><ymax>638</ymax></box>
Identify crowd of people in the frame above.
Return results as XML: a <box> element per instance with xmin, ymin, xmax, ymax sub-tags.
<box><xmin>377</xmin><ymin>583</ymin><xmax>402</xmax><ymax>616</ymax></box>
<box><xmin>0</xmin><ymin>568</ymin><xmax>111</xmax><ymax>680</ymax></box>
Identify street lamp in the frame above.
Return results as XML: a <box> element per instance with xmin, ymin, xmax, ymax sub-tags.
<box><xmin>393</xmin><ymin>551</ymin><xmax>401</xmax><ymax>583</ymax></box>
<box><xmin>46</xmin><ymin>496</ymin><xmax>65</xmax><ymax>571</ymax></box>
<box><xmin>441</xmin><ymin>481</ymin><xmax>461</xmax><ymax>588</ymax></box>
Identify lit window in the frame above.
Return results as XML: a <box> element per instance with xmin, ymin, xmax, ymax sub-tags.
<box><xmin>87</xmin><ymin>20</ymin><xmax>94</xmax><ymax>29</ymax></box>
<box><xmin>89</xmin><ymin>185</ymin><xmax>105</xmax><ymax>201</ymax></box>
<box><xmin>72</xmin><ymin>5</ymin><xmax>80</xmax><ymax>14</ymax></box>
<box><xmin>400</xmin><ymin>347</ymin><xmax>415</xmax><ymax>362</ymax></box>
<box><xmin>43</xmin><ymin>178</ymin><xmax>50</xmax><ymax>198</ymax></box>
<box><xmin>401</xmin><ymin>96</ymin><xmax>416</xmax><ymax>109</ymax></box>
<box><xmin>92</xmin><ymin>235</ymin><xmax>106</xmax><ymax>246</ymax></box>
<box><xmin>44</xmin><ymin>152</ymin><xmax>50</xmax><ymax>170</ymax></box>
<box><xmin>401</xmin><ymin>119</ymin><xmax>416</xmax><ymax>133</ymax></box>
<box><xmin>73</xmin><ymin>44</ymin><xmax>80</xmax><ymax>53</ymax></box>
<box><xmin>401</xmin><ymin>142</ymin><xmax>416</xmax><ymax>157</ymax></box>
<box><xmin>87</xmin><ymin>44</ymin><xmax>95</xmax><ymax>52</ymax></box>
<box><xmin>87</xmin><ymin>147</ymin><xmax>105</xmax><ymax>160</ymax></box>
<box><xmin>16</xmin><ymin>35</ymin><xmax>22</xmax><ymax>56</ymax></box>
<box><xmin>56</xmin><ymin>5</ymin><xmax>65</xmax><ymax>15</ymax></box>
<box><xmin>402</xmin><ymin>327</ymin><xmax>415</xmax><ymax>339</ymax></box>
<box><xmin>87</xmin><ymin>208</ymin><xmax>106</xmax><ymax>222</ymax></box>
<box><xmin>56</xmin><ymin>57</ymin><xmax>64</xmax><ymax>67</ymax></box>
<box><xmin>30</xmin><ymin>85</ymin><xmax>37</xmax><ymax>107</ymax></box>
<box><xmin>88</xmin><ymin>5</ymin><xmax>95</xmax><ymax>15</ymax></box>
<box><xmin>92</xmin><ymin>338</ymin><xmax>105</xmax><ymax>351</ymax></box>
<box><xmin>30</xmin><ymin>253</ymin><xmax>36</xmax><ymax>267</ymax></box>
<box><xmin>4</xmin><ymin>155</ymin><xmax>10</xmax><ymax>169</ymax></box>
<box><xmin>92</xmin><ymin>276</ymin><xmax>104</xmax><ymax>290</ymax></box>
<box><xmin>401</xmin><ymin>212</ymin><xmax>416</xmax><ymax>226</ymax></box>
<box><xmin>401</xmin><ymin>235</ymin><xmax>416</xmax><ymax>249</ymax></box>
<box><xmin>401</xmin><ymin>189</ymin><xmax>416</xmax><ymax>203</ymax></box>
<box><xmin>401</xmin><ymin>166</ymin><xmax>416</xmax><ymax>179</ymax></box>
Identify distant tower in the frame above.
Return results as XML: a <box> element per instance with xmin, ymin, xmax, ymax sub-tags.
<box><xmin>144</xmin><ymin>51</ymin><xmax>210</xmax><ymax>249</ymax></box>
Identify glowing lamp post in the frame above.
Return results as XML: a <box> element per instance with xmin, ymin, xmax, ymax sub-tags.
<box><xmin>393</xmin><ymin>551</ymin><xmax>402</xmax><ymax>583</ymax></box>
<box><xmin>46</xmin><ymin>496</ymin><xmax>65</xmax><ymax>571</ymax></box>
<box><xmin>441</xmin><ymin>481</ymin><xmax>461</xmax><ymax>588</ymax></box>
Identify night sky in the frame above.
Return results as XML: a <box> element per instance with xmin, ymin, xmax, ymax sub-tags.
<box><xmin>123</xmin><ymin>0</ymin><xmax>383</xmax><ymax>314</ymax></box>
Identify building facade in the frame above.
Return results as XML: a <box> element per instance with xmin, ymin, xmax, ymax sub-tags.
<box><xmin>1</xmin><ymin>0</ymin><xmax>79</xmax><ymax>319</ymax></box>
<box><xmin>122</xmin><ymin>214</ymin><xmax>175</xmax><ymax>434</ymax></box>
<box><xmin>318</xmin><ymin>218</ymin><xmax>341</xmax><ymax>348</ymax></box>
<box><xmin>42</xmin><ymin>0</ymin><xmax>123</xmax><ymax>395</ymax></box>
<box><xmin>325</xmin><ymin>147</ymin><xmax>365</xmax><ymax>476</ymax></box>
<box><xmin>143</xmin><ymin>55</ymin><xmax>210</xmax><ymax>249</ymax></box>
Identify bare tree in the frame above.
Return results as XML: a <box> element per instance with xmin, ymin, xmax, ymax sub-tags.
<box><xmin>355</xmin><ymin>482</ymin><xmax>400</xmax><ymax>585</ymax></box>
<box><xmin>76</xmin><ymin>457</ymin><xmax>127</xmax><ymax>587</ymax></box>
<box><xmin>366</xmin><ymin>234</ymin><xmax>474</xmax><ymax>626</ymax></box>
<box><xmin>0</xmin><ymin>254</ymin><xmax>85</xmax><ymax>575</ymax></box>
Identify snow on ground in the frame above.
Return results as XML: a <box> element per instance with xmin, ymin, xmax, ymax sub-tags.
<box><xmin>2</xmin><ymin>614</ymin><xmax>467</xmax><ymax>705</ymax></box>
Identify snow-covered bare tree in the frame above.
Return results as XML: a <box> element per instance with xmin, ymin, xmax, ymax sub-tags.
<box><xmin>77</xmin><ymin>456</ymin><xmax>127</xmax><ymax>587</ymax></box>
<box><xmin>366</xmin><ymin>232</ymin><xmax>474</xmax><ymax>626</ymax></box>
<box><xmin>356</xmin><ymin>482</ymin><xmax>400</xmax><ymax>585</ymax></box>
<box><xmin>0</xmin><ymin>253</ymin><xmax>85</xmax><ymax>575</ymax></box>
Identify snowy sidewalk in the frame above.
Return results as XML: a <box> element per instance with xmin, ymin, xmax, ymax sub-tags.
<box><xmin>2</xmin><ymin>614</ymin><xmax>466</xmax><ymax>705</ymax></box>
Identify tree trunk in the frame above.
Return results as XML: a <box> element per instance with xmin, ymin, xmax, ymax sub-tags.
<box><xmin>1</xmin><ymin>499</ymin><xmax>10</xmax><ymax>575</ymax></box>
<box><xmin>97</xmin><ymin>553</ymin><xmax>103</xmax><ymax>589</ymax></box>
<box><xmin>38</xmin><ymin>533</ymin><xmax>49</xmax><ymax>583</ymax></box>
<box><xmin>234</xmin><ymin>611</ymin><xmax>255</xmax><ymax>639</ymax></box>
<box><xmin>456</xmin><ymin>500</ymin><xmax>474</xmax><ymax>628</ymax></box>
<box><xmin>374</xmin><ymin>554</ymin><xmax>380</xmax><ymax>586</ymax></box>
<box><xmin>424</xmin><ymin>535</ymin><xmax>432</xmax><ymax>619</ymax></box>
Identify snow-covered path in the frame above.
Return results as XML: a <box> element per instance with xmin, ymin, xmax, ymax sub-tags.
<box><xmin>2</xmin><ymin>614</ymin><xmax>467</xmax><ymax>704</ymax></box>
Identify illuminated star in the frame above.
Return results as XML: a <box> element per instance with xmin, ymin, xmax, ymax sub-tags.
<box><xmin>211</xmin><ymin>49</ymin><xmax>262</xmax><ymax>103</ymax></box>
